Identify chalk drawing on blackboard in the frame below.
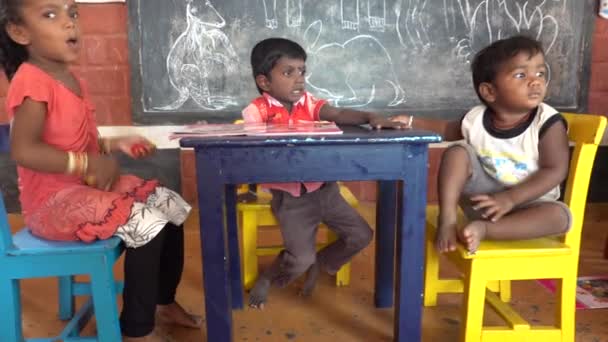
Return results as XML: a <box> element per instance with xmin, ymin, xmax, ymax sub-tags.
<box><xmin>341</xmin><ymin>0</ymin><xmax>360</xmax><ymax>30</ymax></box>
<box><xmin>286</xmin><ymin>0</ymin><xmax>303</xmax><ymax>27</ymax></box>
<box><xmin>156</xmin><ymin>0</ymin><xmax>239</xmax><ymax>111</ymax></box>
<box><xmin>394</xmin><ymin>0</ymin><xmax>431</xmax><ymax>51</ymax></box>
<box><xmin>367</xmin><ymin>0</ymin><xmax>386</xmax><ymax>32</ymax></box>
<box><xmin>303</xmin><ymin>20</ymin><xmax>405</xmax><ymax>107</ymax></box>
<box><xmin>262</xmin><ymin>0</ymin><xmax>278</xmax><ymax>29</ymax></box>
<box><xmin>448</xmin><ymin>0</ymin><xmax>559</xmax><ymax>62</ymax></box>
<box><xmin>262</xmin><ymin>0</ymin><xmax>302</xmax><ymax>29</ymax></box>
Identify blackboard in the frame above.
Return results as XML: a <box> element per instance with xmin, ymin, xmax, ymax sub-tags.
<box><xmin>128</xmin><ymin>0</ymin><xmax>596</xmax><ymax>124</ymax></box>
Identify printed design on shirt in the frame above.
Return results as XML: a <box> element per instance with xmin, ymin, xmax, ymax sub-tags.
<box><xmin>478</xmin><ymin>148</ymin><xmax>531</xmax><ymax>185</ymax></box>
<box><xmin>251</xmin><ymin>93</ymin><xmax>322</xmax><ymax>124</ymax></box>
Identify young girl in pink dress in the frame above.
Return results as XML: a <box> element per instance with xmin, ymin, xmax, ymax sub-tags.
<box><xmin>1</xmin><ymin>0</ymin><xmax>198</xmax><ymax>340</ymax></box>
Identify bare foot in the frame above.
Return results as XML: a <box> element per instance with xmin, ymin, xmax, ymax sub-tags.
<box><xmin>155</xmin><ymin>302</ymin><xmax>202</xmax><ymax>329</ymax></box>
<box><xmin>299</xmin><ymin>262</ymin><xmax>320</xmax><ymax>297</ymax></box>
<box><xmin>248</xmin><ymin>276</ymin><xmax>271</xmax><ymax>309</ymax></box>
<box><xmin>435</xmin><ymin>220</ymin><xmax>459</xmax><ymax>253</ymax></box>
<box><xmin>123</xmin><ymin>330</ymin><xmax>168</xmax><ymax>342</ymax></box>
<box><xmin>459</xmin><ymin>220</ymin><xmax>487</xmax><ymax>253</ymax></box>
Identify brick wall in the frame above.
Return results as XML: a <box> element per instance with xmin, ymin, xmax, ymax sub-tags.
<box><xmin>1</xmin><ymin>4</ymin><xmax>607</xmax><ymax>203</ymax></box>
<box><xmin>590</xmin><ymin>18</ymin><xmax>608</xmax><ymax>115</ymax></box>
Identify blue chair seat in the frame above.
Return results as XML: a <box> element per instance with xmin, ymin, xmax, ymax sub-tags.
<box><xmin>8</xmin><ymin>228</ymin><xmax>122</xmax><ymax>256</ymax></box>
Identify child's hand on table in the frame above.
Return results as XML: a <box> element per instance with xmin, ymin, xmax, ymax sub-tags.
<box><xmin>369</xmin><ymin>115</ymin><xmax>409</xmax><ymax>130</ymax></box>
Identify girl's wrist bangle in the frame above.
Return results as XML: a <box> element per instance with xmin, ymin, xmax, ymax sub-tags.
<box><xmin>407</xmin><ymin>115</ymin><xmax>413</xmax><ymax>129</ymax></box>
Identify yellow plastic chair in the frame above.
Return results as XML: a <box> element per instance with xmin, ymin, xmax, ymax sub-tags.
<box><xmin>237</xmin><ymin>185</ymin><xmax>355</xmax><ymax>290</ymax></box>
<box><xmin>423</xmin><ymin>113</ymin><xmax>606</xmax><ymax>342</ymax></box>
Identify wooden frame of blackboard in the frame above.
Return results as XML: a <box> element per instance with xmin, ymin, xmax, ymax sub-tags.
<box><xmin>127</xmin><ymin>0</ymin><xmax>597</xmax><ymax>125</ymax></box>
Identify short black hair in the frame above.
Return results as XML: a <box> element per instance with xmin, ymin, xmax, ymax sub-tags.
<box><xmin>471</xmin><ymin>35</ymin><xmax>545</xmax><ymax>105</ymax></box>
<box><xmin>250</xmin><ymin>38</ymin><xmax>306</xmax><ymax>94</ymax></box>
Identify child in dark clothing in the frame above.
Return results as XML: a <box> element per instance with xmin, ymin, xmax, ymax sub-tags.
<box><xmin>244</xmin><ymin>37</ymin><xmax>407</xmax><ymax>309</ymax></box>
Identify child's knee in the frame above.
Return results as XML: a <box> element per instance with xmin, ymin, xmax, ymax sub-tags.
<box><xmin>552</xmin><ymin>203</ymin><xmax>572</xmax><ymax>233</ymax></box>
<box><xmin>440</xmin><ymin>144</ymin><xmax>474</xmax><ymax>179</ymax></box>
<box><xmin>443</xmin><ymin>144</ymin><xmax>470</xmax><ymax>162</ymax></box>
<box><xmin>350</xmin><ymin>224</ymin><xmax>373</xmax><ymax>249</ymax></box>
<box><xmin>291</xmin><ymin>253</ymin><xmax>316</xmax><ymax>274</ymax></box>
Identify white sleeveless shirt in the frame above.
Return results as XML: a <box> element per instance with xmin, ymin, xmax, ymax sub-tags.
<box><xmin>461</xmin><ymin>102</ymin><xmax>564</xmax><ymax>201</ymax></box>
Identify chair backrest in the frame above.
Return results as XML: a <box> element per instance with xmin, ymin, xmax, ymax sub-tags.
<box><xmin>0</xmin><ymin>124</ymin><xmax>9</xmax><ymax>153</ymax></box>
<box><xmin>561</xmin><ymin>113</ymin><xmax>606</xmax><ymax>251</ymax></box>
<box><xmin>0</xmin><ymin>124</ymin><xmax>11</xmax><ymax>252</ymax></box>
<box><xmin>0</xmin><ymin>192</ymin><xmax>12</xmax><ymax>253</ymax></box>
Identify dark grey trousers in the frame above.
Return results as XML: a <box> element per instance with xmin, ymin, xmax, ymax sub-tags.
<box><xmin>268</xmin><ymin>182</ymin><xmax>373</xmax><ymax>287</ymax></box>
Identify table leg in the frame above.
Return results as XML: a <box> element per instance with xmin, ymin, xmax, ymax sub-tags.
<box><xmin>375</xmin><ymin>180</ymin><xmax>397</xmax><ymax>308</ymax></box>
<box><xmin>394</xmin><ymin>150</ymin><xmax>428</xmax><ymax>342</ymax></box>
<box><xmin>196</xmin><ymin>161</ymin><xmax>232</xmax><ymax>342</ymax></box>
<box><xmin>225</xmin><ymin>184</ymin><xmax>244</xmax><ymax>309</ymax></box>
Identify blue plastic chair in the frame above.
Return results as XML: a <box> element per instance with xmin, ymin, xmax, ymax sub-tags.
<box><xmin>0</xmin><ymin>123</ymin><xmax>124</xmax><ymax>341</ymax></box>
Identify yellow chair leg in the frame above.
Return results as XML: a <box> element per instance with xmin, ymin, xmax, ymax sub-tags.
<box><xmin>424</xmin><ymin>231</ymin><xmax>440</xmax><ymax>306</ymax></box>
<box><xmin>557</xmin><ymin>276</ymin><xmax>577</xmax><ymax>342</ymax></box>
<box><xmin>327</xmin><ymin>229</ymin><xmax>350</xmax><ymax>286</ymax></box>
<box><xmin>241</xmin><ymin>211</ymin><xmax>259</xmax><ymax>290</ymax></box>
<box><xmin>336</xmin><ymin>262</ymin><xmax>351</xmax><ymax>286</ymax></box>
<box><xmin>499</xmin><ymin>280</ymin><xmax>511</xmax><ymax>302</ymax></box>
<box><xmin>461</xmin><ymin>265</ymin><xmax>486</xmax><ymax>342</ymax></box>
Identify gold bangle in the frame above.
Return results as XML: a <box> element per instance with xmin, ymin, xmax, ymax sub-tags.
<box><xmin>73</xmin><ymin>152</ymin><xmax>86</xmax><ymax>177</ymax></box>
<box><xmin>81</xmin><ymin>153</ymin><xmax>88</xmax><ymax>177</ymax></box>
<box><xmin>74</xmin><ymin>152</ymin><xmax>82</xmax><ymax>177</ymax></box>
<box><xmin>66</xmin><ymin>151</ymin><xmax>75</xmax><ymax>175</ymax></box>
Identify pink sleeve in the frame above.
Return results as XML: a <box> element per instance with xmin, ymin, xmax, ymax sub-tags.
<box><xmin>242</xmin><ymin>103</ymin><xmax>261</xmax><ymax>123</ymax></box>
<box><xmin>242</xmin><ymin>99</ymin><xmax>269</xmax><ymax>123</ymax></box>
<box><xmin>6</xmin><ymin>68</ymin><xmax>53</xmax><ymax>120</ymax></box>
<box><xmin>307</xmin><ymin>93</ymin><xmax>327</xmax><ymax>121</ymax></box>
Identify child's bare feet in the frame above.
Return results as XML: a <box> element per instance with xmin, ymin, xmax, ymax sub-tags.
<box><xmin>299</xmin><ymin>262</ymin><xmax>320</xmax><ymax>297</ymax></box>
<box><xmin>459</xmin><ymin>220</ymin><xmax>487</xmax><ymax>253</ymax></box>
<box><xmin>249</xmin><ymin>275</ymin><xmax>271</xmax><ymax>309</ymax></box>
<box><xmin>155</xmin><ymin>302</ymin><xmax>202</xmax><ymax>329</ymax></box>
<box><xmin>123</xmin><ymin>330</ymin><xmax>168</xmax><ymax>342</ymax></box>
<box><xmin>435</xmin><ymin>220</ymin><xmax>459</xmax><ymax>253</ymax></box>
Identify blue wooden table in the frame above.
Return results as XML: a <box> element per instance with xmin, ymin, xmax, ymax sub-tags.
<box><xmin>180</xmin><ymin>126</ymin><xmax>441</xmax><ymax>342</ymax></box>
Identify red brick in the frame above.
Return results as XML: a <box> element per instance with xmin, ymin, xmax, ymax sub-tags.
<box><xmin>107</xmin><ymin>97</ymin><xmax>132</xmax><ymax>125</ymax></box>
<box><xmin>592</xmin><ymin>35</ymin><xmax>608</xmax><ymax>63</ymax></box>
<box><xmin>181</xmin><ymin>150</ymin><xmax>195</xmax><ymax>177</ymax></box>
<box><xmin>589</xmin><ymin>62</ymin><xmax>608</xmax><ymax>92</ymax></box>
<box><xmin>83</xmin><ymin>67</ymin><xmax>128</xmax><ymax>95</ymax></box>
<box><xmin>90</xmin><ymin>96</ymin><xmax>132</xmax><ymax>125</ymax></box>
<box><xmin>90</xmin><ymin>97</ymin><xmax>110</xmax><ymax>124</ymax></box>
<box><xmin>180</xmin><ymin>151</ymin><xmax>197</xmax><ymax>204</ymax></box>
<box><xmin>595</xmin><ymin>18</ymin><xmax>608</xmax><ymax>37</ymax></box>
<box><xmin>79</xmin><ymin>4</ymin><xmax>127</xmax><ymax>35</ymax></box>
<box><xmin>359</xmin><ymin>181</ymin><xmax>377</xmax><ymax>201</ymax></box>
<box><xmin>83</xmin><ymin>36</ymin><xmax>129</xmax><ymax>66</ymax></box>
<box><xmin>588</xmin><ymin>91</ymin><xmax>608</xmax><ymax>115</ymax></box>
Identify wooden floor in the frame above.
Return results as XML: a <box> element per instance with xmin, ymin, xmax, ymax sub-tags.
<box><xmin>9</xmin><ymin>202</ymin><xmax>608</xmax><ymax>341</ymax></box>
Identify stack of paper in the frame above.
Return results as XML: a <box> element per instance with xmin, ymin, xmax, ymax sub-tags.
<box><xmin>170</xmin><ymin>121</ymin><xmax>343</xmax><ymax>139</ymax></box>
